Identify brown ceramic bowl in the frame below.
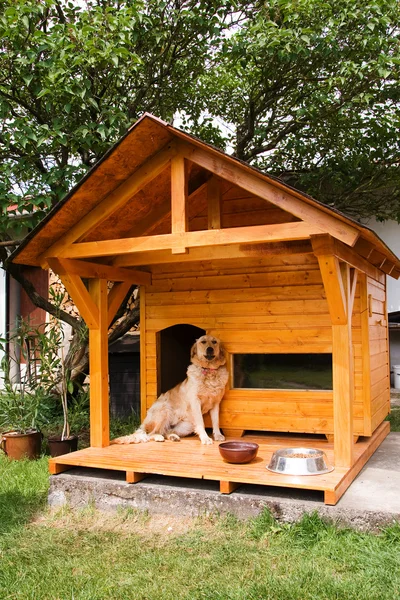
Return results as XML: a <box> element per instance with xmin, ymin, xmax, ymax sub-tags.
<box><xmin>218</xmin><ymin>441</ymin><xmax>259</xmax><ymax>464</ymax></box>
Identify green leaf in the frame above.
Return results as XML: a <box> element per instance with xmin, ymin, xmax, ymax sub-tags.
<box><xmin>36</xmin><ymin>88</ymin><xmax>50</xmax><ymax>99</ymax></box>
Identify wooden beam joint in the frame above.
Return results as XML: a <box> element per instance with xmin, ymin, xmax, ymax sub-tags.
<box><xmin>48</xmin><ymin>257</ymin><xmax>151</xmax><ymax>286</ymax></box>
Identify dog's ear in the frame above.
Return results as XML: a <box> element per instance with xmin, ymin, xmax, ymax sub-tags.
<box><xmin>219</xmin><ymin>344</ymin><xmax>226</xmax><ymax>361</ymax></box>
<box><xmin>190</xmin><ymin>341</ymin><xmax>197</xmax><ymax>358</ymax></box>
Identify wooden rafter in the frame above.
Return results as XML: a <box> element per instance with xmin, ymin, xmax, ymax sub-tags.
<box><xmin>177</xmin><ymin>139</ymin><xmax>360</xmax><ymax>247</ymax></box>
<box><xmin>66</xmin><ymin>222</ymin><xmax>323</xmax><ymax>261</ymax></box>
<box><xmin>39</xmin><ymin>141</ymin><xmax>177</xmax><ymax>267</ymax></box>
<box><xmin>368</xmin><ymin>249</ymin><xmax>387</xmax><ymax>267</ymax></box>
<box><xmin>354</xmin><ymin>237</ymin><xmax>375</xmax><ymax>259</ymax></box>
<box><xmin>48</xmin><ymin>257</ymin><xmax>151</xmax><ymax>285</ymax></box>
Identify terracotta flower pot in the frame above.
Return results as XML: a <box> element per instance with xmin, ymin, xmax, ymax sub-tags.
<box><xmin>0</xmin><ymin>430</ymin><xmax>43</xmax><ymax>460</ymax></box>
<box><xmin>47</xmin><ymin>435</ymin><xmax>78</xmax><ymax>457</ymax></box>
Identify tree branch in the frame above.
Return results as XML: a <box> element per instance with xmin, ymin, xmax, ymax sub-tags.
<box><xmin>108</xmin><ymin>303</ymin><xmax>140</xmax><ymax>345</ymax></box>
<box><xmin>1</xmin><ymin>250</ymin><xmax>83</xmax><ymax>332</ymax></box>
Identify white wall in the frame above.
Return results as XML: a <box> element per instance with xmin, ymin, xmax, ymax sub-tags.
<box><xmin>0</xmin><ymin>268</ymin><xmax>5</xmax><ymax>388</ymax></box>
<box><xmin>365</xmin><ymin>218</ymin><xmax>400</xmax><ymax>383</ymax></box>
<box><xmin>365</xmin><ymin>218</ymin><xmax>400</xmax><ymax>312</ymax></box>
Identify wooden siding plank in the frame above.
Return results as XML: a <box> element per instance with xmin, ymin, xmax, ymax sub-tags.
<box><xmin>140</xmin><ymin>287</ymin><xmax>147</xmax><ymax>422</ymax></box>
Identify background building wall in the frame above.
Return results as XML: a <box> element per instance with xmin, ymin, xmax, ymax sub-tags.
<box><xmin>366</xmin><ymin>218</ymin><xmax>400</xmax><ymax>312</ymax></box>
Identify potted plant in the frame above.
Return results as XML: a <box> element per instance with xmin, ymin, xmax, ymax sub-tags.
<box><xmin>0</xmin><ymin>315</ymin><xmax>77</xmax><ymax>459</ymax></box>
<box><xmin>0</xmin><ymin>386</ymin><xmax>52</xmax><ymax>459</ymax></box>
<box><xmin>47</xmin><ymin>346</ymin><xmax>79</xmax><ymax>457</ymax></box>
<box><xmin>43</xmin><ymin>288</ymin><xmax>84</xmax><ymax>456</ymax></box>
<box><xmin>0</xmin><ymin>322</ymin><xmax>52</xmax><ymax>460</ymax></box>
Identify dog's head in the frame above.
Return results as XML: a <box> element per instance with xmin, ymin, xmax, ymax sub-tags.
<box><xmin>190</xmin><ymin>335</ymin><xmax>226</xmax><ymax>369</ymax></box>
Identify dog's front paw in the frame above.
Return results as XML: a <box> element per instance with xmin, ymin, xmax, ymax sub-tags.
<box><xmin>200</xmin><ymin>435</ymin><xmax>213</xmax><ymax>445</ymax></box>
<box><xmin>149</xmin><ymin>434</ymin><xmax>165</xmax><ymax>442</ymax></box>
<box><xmin>213</xmin><ymin>432</ymin><xmax>225</xmax><ymax>441</ymax></box>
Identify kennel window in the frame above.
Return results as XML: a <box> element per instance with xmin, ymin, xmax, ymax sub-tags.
<box><xmin>233</xmin><ymin>353</ymin><xmax>333</xmax><ymax>390</ymax></box>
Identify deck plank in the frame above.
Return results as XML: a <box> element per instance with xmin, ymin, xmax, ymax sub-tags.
<box><xmin>48</xmin><ymin>424</ymin><xmax>389</xmax><ymax>504</ymax></box>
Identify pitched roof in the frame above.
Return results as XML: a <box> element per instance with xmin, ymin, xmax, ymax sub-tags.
<box><xmin>10</xmin><ymin>113</ymin><xmax>400</xmax><ymax>277</ymax></box>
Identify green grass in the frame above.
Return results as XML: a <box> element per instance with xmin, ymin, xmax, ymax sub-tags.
<box><xmin>387</xmin><ymin>407</ymin><xmax>400</xmax><ymax>432</ymax></box>
<box><xmin>0</xmin><ymin>455</ymin><xmax>49</xmax><ymax>535</ymax></box>
<box><xmin>1</xmin><ymin>455</ymin><xmax>400</xmax><ymax>599</ymax></box>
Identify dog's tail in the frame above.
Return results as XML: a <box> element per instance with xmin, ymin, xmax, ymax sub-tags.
<box><xmin>110</xmin><ymin>428</ymin><xmax>165</xmax><ymax>445</ymax></box>
<box><xmin>110</xmin><ymin>428</ymin><xmax>148</xmax><ymax>445</ymax></box>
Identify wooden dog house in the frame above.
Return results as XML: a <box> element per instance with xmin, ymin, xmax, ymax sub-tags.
<box><xmin>11</xmin><ymin>114</ymin><xmax>400</xmax><ymax>504</ymax></box>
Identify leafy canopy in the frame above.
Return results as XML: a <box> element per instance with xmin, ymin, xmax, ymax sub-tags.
<box><xmin>0</xmin><ymin>0</ymin><xmax>399</xmax><ymax>237</ymax></box>
<box><xmin>187</xmin><ymin>0</ymin><xmax>400</xmax><ymax>220</ymax></box>
<box><xmin>0</xmin><ymin>0</ymin><xmax>243</xmax><ymax>235</ymax></box>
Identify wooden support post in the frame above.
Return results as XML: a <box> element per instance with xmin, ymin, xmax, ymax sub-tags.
<box><xmin>171</xmin><ymin>154</ymin><xmax>188</xmax><ymax>254</ymax></box>
<box><xmin>220</xmin><ymin>481</ymin><xmax>241</xmax><ymax>494</ymax></box>
<box><xmin>49</xmin><ymin>462</ymin><xmax>73</xmax><ymax>475</ymax></box>
<box><xmin>89</xmin><ymin>279</ymin><xmax>110</xmax><ymax>448</ymax></box>
<box><xmin>207</xmin><ymin>176</ymin><xmax>222</xmax><ymax>229</ymax></box>
<box><xmin>126</xmin><ymin>471</ymin><xmax>148</xmax><ymax>484</ymax></box>
<box><xmin>312</xmin><ymin>236</ymin><xmax>357</xmax><ymax>469</ymax></box>
<box><xmin>331</xmin><ymin>317</ymin><xmax>354</xmax><ymax>467</ymax></box>
<box><xmin>223</xmin><ymin>429</ymin><xmax>245</xmax><ymax>438</ymax></box>
<box><xmin>140</xmin><ymin>287</ymin><xmax>147</xmax><ymax>422</ymax></box>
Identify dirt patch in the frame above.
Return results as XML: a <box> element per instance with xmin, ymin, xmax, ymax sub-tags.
<box><xmin>33</xmin><ymin>505</ymin><xmax>204</xmax><ymax>540</ymax></box>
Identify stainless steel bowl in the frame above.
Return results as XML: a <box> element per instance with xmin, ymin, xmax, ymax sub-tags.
<box><xmin>267</xmin><ymin>447</ymin><xmax>334</xmax><ymax>475</ymax></box>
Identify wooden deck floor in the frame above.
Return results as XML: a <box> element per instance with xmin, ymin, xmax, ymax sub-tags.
<box><xmin>49</xmin><ymin>421</ymin><xmax>390</xmax><ymax>505</ymax></box>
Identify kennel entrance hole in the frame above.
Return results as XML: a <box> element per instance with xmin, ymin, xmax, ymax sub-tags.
<box><xmin>159</xmin><ymin>324</ymin><xmax>206</xmax><ymax>394</ymax></box>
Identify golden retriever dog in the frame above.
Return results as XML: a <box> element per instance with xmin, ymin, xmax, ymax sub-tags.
<box><xmin>112</xmin><ymin>335</ymin><xmax>228</xmax><ymax>445</ymax></box>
